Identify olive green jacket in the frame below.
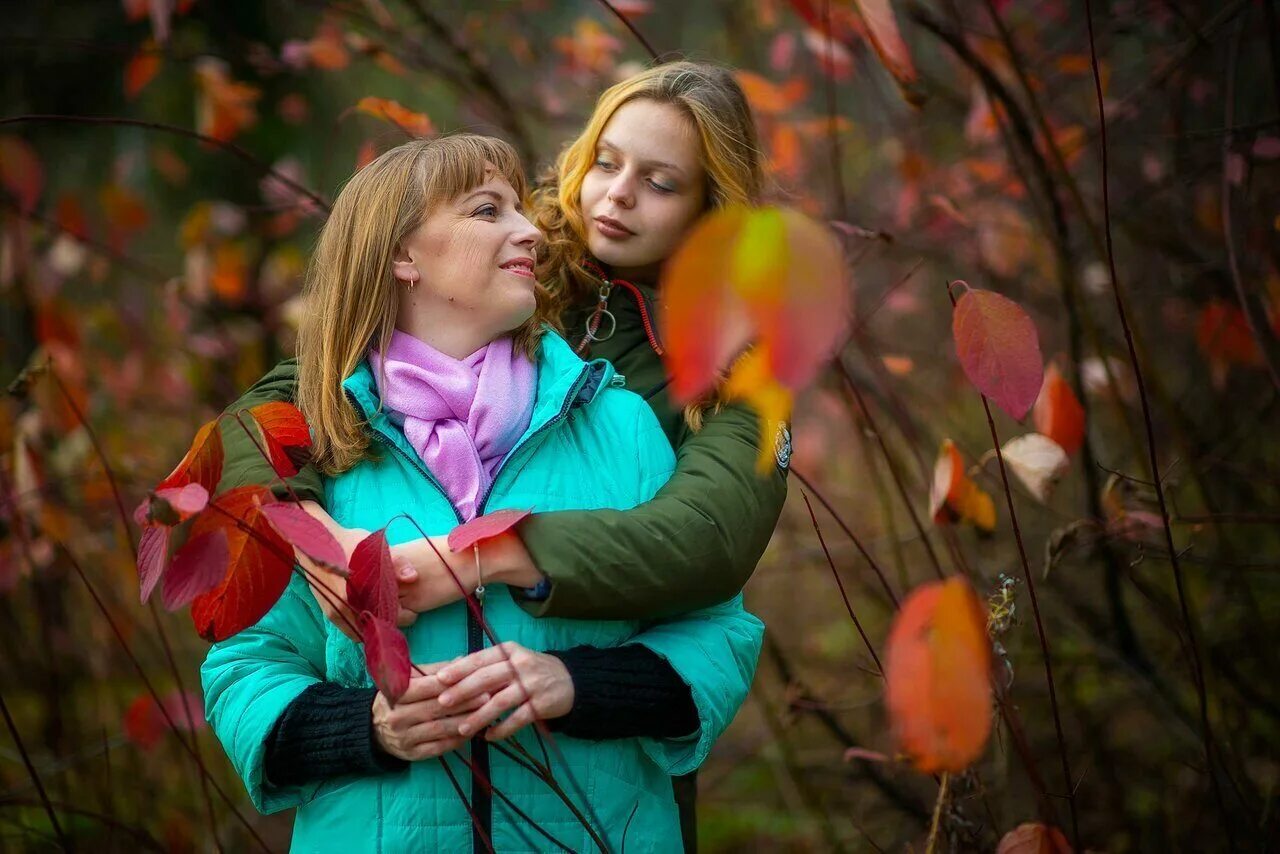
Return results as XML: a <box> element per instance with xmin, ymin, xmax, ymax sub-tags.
<box><xmin>214</xmin><ymin>283</ymin><xmax>788</xmax><ymax>619</ymax></box>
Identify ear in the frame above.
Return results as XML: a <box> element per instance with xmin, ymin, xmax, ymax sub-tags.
<box><xmin>390</xmin><ymin>244</ymin><xmax>417</xmax><ymax>285</ymax></box>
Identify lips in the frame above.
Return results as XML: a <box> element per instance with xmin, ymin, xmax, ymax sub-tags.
<box><xmin>594</xmin><ymin>216</ymin><xmax>634</xmax><ymax>239</ymax></box>
<box><xmin>499</xmin><ymin>257</ymin><xmax>535</xmax><ymax>278</ymax></box>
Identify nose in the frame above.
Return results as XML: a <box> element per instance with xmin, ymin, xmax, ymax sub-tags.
<box><xmin>511</xmin><ymin>212</ymin><xmax>543</xmax><ymax>252</ymax></box>
<box><xmin>606</xmin><ymin>173</ymin><xmax>635</xmax><ymax>209</ymax></box>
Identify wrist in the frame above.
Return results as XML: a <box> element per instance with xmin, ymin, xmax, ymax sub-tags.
<box><xmin>478</xmin><ymin>532</ymin><xmax>542</xmax><ymax>588</ymax></box>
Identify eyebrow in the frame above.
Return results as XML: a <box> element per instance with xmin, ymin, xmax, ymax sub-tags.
<box><xmin>598</xmin><ymin>138</ymin><xmax>686</xmax><ymax>176</ymax></box>
<box><xmin>460</xmin><ymin>188</ymin><xmax>524</xmax><ymax>211</ymax></box>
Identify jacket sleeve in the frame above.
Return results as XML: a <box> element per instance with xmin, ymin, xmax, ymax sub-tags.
<box><xmin>542</xmin><ymin>393</ymin><xmax>763</xmax><ymax>775</ymax></box>
<box><xmin>514</xmin><ymin>400</ymin><xmax>787</xmax><ymax>619</ymax></box>
<box><xmin>627</xmin><ymin>593</ymin><xmax>763</xmax><ymax>776</ymax></box>
<box><xmin>200</xmin><ymin>575</ymin><xmax>331</xmax><ymax>814</ymax></box>
<box><xmin>215</xmin><ymin>359</ymin><xmax>325</xmax><ymax>504</ymax></box>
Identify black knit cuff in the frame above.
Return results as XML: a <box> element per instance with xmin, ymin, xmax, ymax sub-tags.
<box><xmin>545</xmin><ymin>645</ymin><xmax>699</xmax><ymax>741</ymax></box>
<box><xmin>264</xmin><ymin>682</ymin><xmax>407</xmax><ymax>788</ymax></box>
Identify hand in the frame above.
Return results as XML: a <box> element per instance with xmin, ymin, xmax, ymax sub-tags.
<box><xmin>435</xmin><ymin>642</ymin><xmax>574</xmax><ymax>742</ymax></box>
<box><xmin>372</xmin><ymin>663</ymin><xmax>492</xmax><ymax>761</ymax></box>
<box><xmin>304</xmin><ymin>523</ymin><xmax>419</xmax><ymax>641</ymax></box>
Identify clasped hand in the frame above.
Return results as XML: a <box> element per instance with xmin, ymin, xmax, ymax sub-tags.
<box><xmin>374</xmin><ymin>644</ymin><xmax>574</xmax><ymax>759</ymax></box>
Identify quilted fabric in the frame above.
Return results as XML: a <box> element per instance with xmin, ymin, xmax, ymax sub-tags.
<box><xmin>201</xmin><ymin>329</ymin><xmax>764</xmax><ymax>852</ymax></box>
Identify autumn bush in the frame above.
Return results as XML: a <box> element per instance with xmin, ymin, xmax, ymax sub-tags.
<box><xmin>3</xmin><ymin>1</ymin><xmax>1279</xmax><ymax>851</ymax></box>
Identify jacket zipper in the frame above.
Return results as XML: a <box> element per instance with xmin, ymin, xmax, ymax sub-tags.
<box><xmin>348</xmin><ymin>368</ymin><xmax>591</xmax><ymax>851</ymax></box>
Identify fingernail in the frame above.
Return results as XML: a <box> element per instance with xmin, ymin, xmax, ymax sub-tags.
<box><xmin>439</xmin><ymin>693</ymin><xmax>452</xmax><ymax>706</ymax></box>
<box><xmin>398</xmin><ymin>566</ymin><xmax>413</xmax><ymax>579</ymax></box>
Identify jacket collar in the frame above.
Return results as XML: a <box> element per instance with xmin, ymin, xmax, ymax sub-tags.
<box><xmin>342</xmin><ymin>326</ymin><xmax>615</xmax><ymax>447</ymax></box>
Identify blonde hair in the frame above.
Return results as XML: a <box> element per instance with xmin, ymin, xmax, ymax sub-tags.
<box><xmin>530</xmin><ymin>61</ymin><xmax>764</xmax><ymax>430</ymax></box>
<box><xmin>531</xmin><ymin>60</ymin><xmax>764</xmax><ymax>316</ymax></box>
<box><xmin>297</xmin><ymin>135</ymin><xmax>554</xmax><ymax>475</ymax></box>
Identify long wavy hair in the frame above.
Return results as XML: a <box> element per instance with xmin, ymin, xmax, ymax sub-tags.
<box><xmin>531</xmin><ymin>60</ymin><xmax>765</xmax><ymax>317</ymax></box>
<box><xmin>296</xmin><ymin>135</ymin><xmax>554</xmax><ymax>475</ymax></box>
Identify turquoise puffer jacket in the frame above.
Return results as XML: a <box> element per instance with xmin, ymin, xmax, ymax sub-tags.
<box><xmin>201</xmin><ymin>330</ymin><xmax>764</xmax><ymax>853</ymax></box>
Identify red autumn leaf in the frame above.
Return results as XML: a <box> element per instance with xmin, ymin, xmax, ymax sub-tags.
<box><xmin>851</xmin><ymin>0</ymin><xmax>920</xmax><ymax>99</ymax></box>
<box><xmin>244</xmin><ymin>401</ymin><xmax>312</xmax><ymax>478</ymax></box>
<box><xmin>885</xmin><ymin>577</ymin><xmax>994</xmax><ymax>774</ymax></box>
<box><xmin>158</xmin><ymin>419</ymin><xmax>224</xmax><ymax>495</ymax></box>
<box><xmin>996</xmin><ymin>822</ymin><xmax>1073</xmax><ymax>854</ymax></box>
<box><xmin>1033</xmin><ymin>363</ymin><xmax>1086</xmax><ymax>456</ymax></box>
<box><xmin>137</xmin><ymin>524</ymin><xmax>171</xmax><ymax>603</ymax></box>
<box><xmin>148</xmin><ymin>482</ymin><xmax>209</xmax><ymax>526</ymax></box>
<box><xmin>54</xmin><ymin>194</ymin><xmax>89</xmax><ymax>240</ymax></box>
<box><xmin>123</xmin><ymin>690</ymin><xmax>206</xmax><ymax>751</ymax></box>
<box><xmin>447</xmin><ymin>509</ymin><xmax>533</xmax><ymax>553</ymax></box>
<box><xmin>1196</xmin><ymin>300</ymin><xmax>1261</xmax><ymax>367</ymax></box>
<box><xmin>349</xmin><ymin>530</ymin><xmax>396</xmax><ymax>625</ymax></box>
<box><xmin>163</xmin><ymin>528</ymin><xmax>231</xmax><ymax>610</ymax></box>
<box><xmin>952</xmin><ymin>284</ymin><xmax>1044</xmax><ymax>420</ymax></box>
<box><xmin>360</xmin><ymin>612</ymin><xmax>410</xmax><ymax>704</ymax></box>
<box><xmin>260</xmin><ymin>502</ymin><xmax>348</xmax><ymax>576</ymax></box>
<box><xmin>99</xmin><ymin>183</ymin><xmax>150</xmax><ymax>251</ymax></box>
<box><xmin>124</xmin><ymin>41</ymin><xmax>162</xmax><ymax>98</ymax></box>
<box><xmin>0</xmin><ymin>135</ymin><xmax>44</xmax><ymax>212</ymax></box>
<box><xmin>188</xmin><ymin>486</ymin><xmax>294</xmax><ymax>642</ymax></box>
<box><xmin>194</xmin><ymin>58</ymin><xmax>260</xmax><ymax>143</ymax></box>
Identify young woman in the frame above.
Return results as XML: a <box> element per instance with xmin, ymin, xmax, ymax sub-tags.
<box><xmin>202</xmin><ymin>134</ymin><xmax>763</xmax><ymax>852</ymax></box>
<box><xmin>212</xmin><ymin>62</ymin><xmax>785</xmax><ymax>849</ymax></box>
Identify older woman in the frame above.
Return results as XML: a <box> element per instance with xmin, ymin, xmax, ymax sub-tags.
<box><xmin>200</xmin><ymin>134</ymin><xmax>762</xmax><ymax>852</ymax></box>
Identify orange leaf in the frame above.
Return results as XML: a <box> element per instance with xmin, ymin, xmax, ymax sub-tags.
<box><xmin>194</xmin><ymin>58</ymin><xmax>260</xmax><ymax>143</ymax></box>
<box><xmin>188</xmin><ymin>487</ymin><xmax>294</xmax><ymax>642</ymax></box>
<box><xmin>210</xmin><ymin>242</ymin><xmax>248</xmax><ymax>302</ymax></box>
<box><xmin>124</xmin><ymin>41</ymin><xmax>161</xmax><ymax>98</ymax></box>
<box><xmin>952</xmin><ymin>284</ymin><xmax>1044</xmax><ymax>420</ymax></box>
<box><xmin>158</xmin><ymin>418</ymin><xmax>224</xmax><ymax>496</ymax></box>
<box><xmin>354</xmin><ymin>97</ymin><xmax>435</xmax><ymax>137</ymax></box>
<box><xmin>734</xmin><ymin>71</ymin><xmax>808</xmax><ymax>115</ymax></box>
<box><xmin>996</xmin><ymin>822</ymin><xmax>1073</xmax><ymax>854</ymax></box>
<box><xmin>768</xmin><ymin>123</ymin><xmax>803</xmax><ymax>180</ymax></box>
<box><xmin>929</xmin><ymin>439</ymin><xmax>995</xmax><ymax>533</ymax></box>
<box><xmin>0</xmin><ymin>135</ymin><xmax>44</xmax><ymax>212</ymax></box>
<box><xmin>723</xmin><ymin>347</ymin><xmax>794</xmax><ymax>472</ymax></box>
<box><xmin>99</xmin><ymin>184</ymin><xmax>150</xmax><ymax>251</ymax></box>
<box><xmin>660</xmin><ymin>205</ymin><xmax>850</xmax><ymax>403</ymax></box>
<box><xmin>885</xmin><ymin>577</ymin><xmax>993</xmax><ymax>773</ymax></box>
<box><xmin>1033</xmin><ymin>363</ymin><xmax>1085</xmax><ymax>456</ymax></box>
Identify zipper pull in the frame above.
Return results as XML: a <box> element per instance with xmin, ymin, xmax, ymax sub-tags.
<box><xmin>473</xmin><ymin>545</ymin><xmax>486</xmax><ymax>604</ymax></box>
<box><xmin>584</xmin><ymin>280</ymin><xmax>617</xmax><ymax>343</ymax></box>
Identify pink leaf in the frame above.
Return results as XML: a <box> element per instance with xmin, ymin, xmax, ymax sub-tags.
<box><xmin>952</xmin><ymin>285</ymin><xmax>1044</xmax><ymax>420</ymax></box>
<box><xmin>349</xmin><ymin>530</ymin><xmax>396</xmax><ymax>626</ymax></box>
<box><xmin>360</xmin><ymin>612</ymin><xmax>410</xmax><ymax>704</ymax></box>
<box><xmin>151</xmin><ymin>482</ymin><xmax>209</xmax><ymax>524</ymax></box>
<box><xmin>162</xmin><ymin>528</ymin><xmax>230</xmax><ymax>610</ymax></box>
<box><xmin>137</xmin><ymin>524</ymin><xmax>171</xmax><ymax>603</ymax></box>
<box><xmin>260</xmin><ymin>502</ymin><xmax>349</xmax><ymax>576</ymax></box>
<box><xmin>448</xmin><ymin>509</ymin><xmax>532</xmax><ymax>553</ymax></box>
<box><xmin>842</xmin><ymin>747</ymin><xmax>890</xmax><ymax>763</ymax></box>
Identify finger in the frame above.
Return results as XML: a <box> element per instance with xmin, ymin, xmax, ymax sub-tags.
<box><xmin>437</xmin><ymin>643</ymin><xmax>519</xmax><ymax>686</ymax></box>
<box><xmin>485</xmin><ymin>702</ymin><xmax>538</xmax><ymax>742</ymax></box>
<box><xmin>404</xmin><ymin>713</ymin><xmax>470</xmax><ymax>745</ymax></box>
<box><xmin>438</xmin><ymin>661</ymin><xmax>518</xmax><ymax>708</ymax></box>
<box><xmin>457</xmin><ymin>684</ymin><xmax>527</xmax><ymax>737</ymax></box>
<box><xmin>394</xmin><ymin>558</ymin><xmax>418</xmax><ymax>584</ymax></box>
<box><xmin>408</xmin><ymin>736</ymin><xmax>466</xmax><ymax>761</ymax></box>
<box><xmin>397</xmin><ymin>674</ymin><xmax>446</xmax><ymax>705</ymax></box>
<box><xmin>396</xmin><ymin>606</ymin><xmax>418</xmax><ymax>628</ymax></box>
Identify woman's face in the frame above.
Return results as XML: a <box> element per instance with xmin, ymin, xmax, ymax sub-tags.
<box><xmin>579</xmin><ymin>98</ymin><xmax>708</xmax><ymax>281</ymax></box>
<box><xmin>393</xmin><ymin>171</ymin><xmax>542</xmax><ymax>356</ymax></box>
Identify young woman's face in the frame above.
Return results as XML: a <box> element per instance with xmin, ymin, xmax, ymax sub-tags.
<box><xmin>579</xmin><ymin>98</ymin><xmax>707</xmax><ymax>281</ymax></box>
<box><xmin>393</xmin><ymin>172</ymin><xmax>542</xmax><ymax>353</ymax></box>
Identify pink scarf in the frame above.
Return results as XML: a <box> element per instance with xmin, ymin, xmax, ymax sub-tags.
<box><xmin>367</xmin><ymin>330</ymin><xmax>537</xmax><ymax>520</ymax></box>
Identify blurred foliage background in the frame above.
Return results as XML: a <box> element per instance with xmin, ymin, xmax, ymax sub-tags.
<box><xmin>2</xmin><ymin>0</ymin><xmax>1280</xmax><ymax>850</ymax></box>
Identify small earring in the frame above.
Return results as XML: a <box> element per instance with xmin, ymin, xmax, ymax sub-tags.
<box><xmin>406</xmin><ymin>275</ymin><xmax>418</xmax><ymax>293</ymax></box>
